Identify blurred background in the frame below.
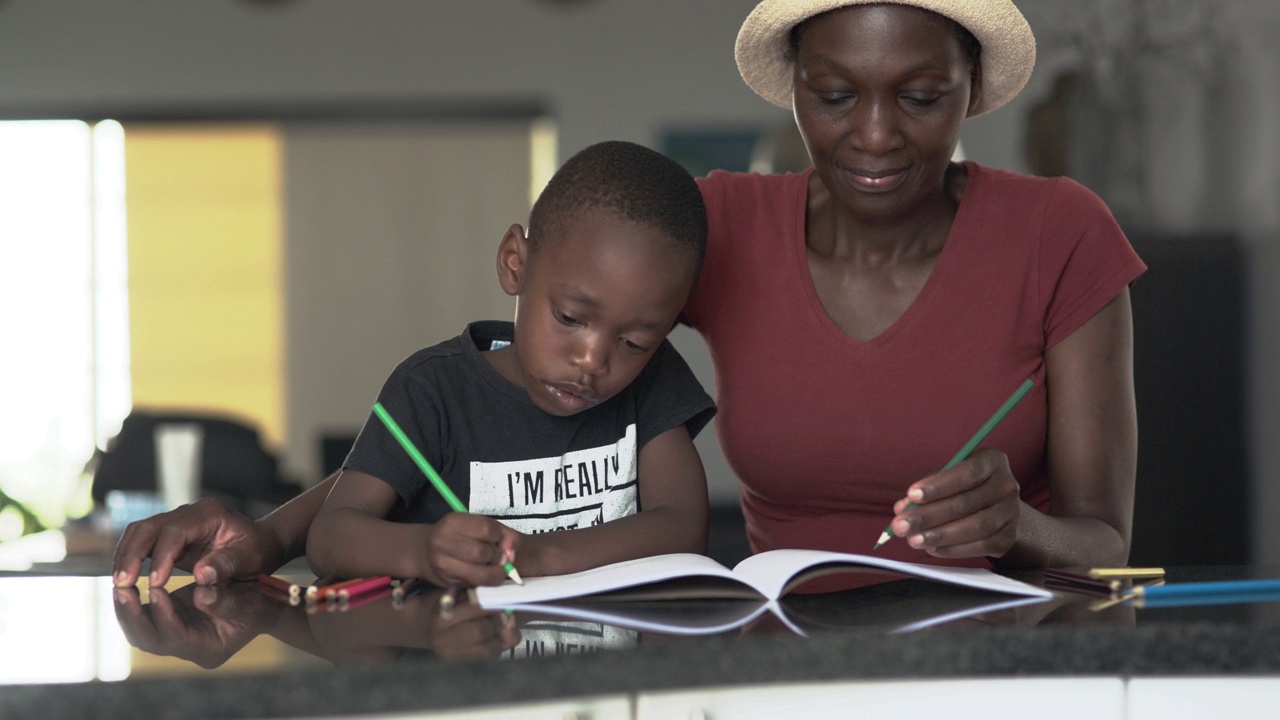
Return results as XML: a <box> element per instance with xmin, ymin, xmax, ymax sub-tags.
<box><xmin>0</xmin><ymin>0</ymin><xmax>1276</xmax><ymax>567</ymax></box>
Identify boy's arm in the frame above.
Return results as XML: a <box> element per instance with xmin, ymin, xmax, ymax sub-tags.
<box><xmin>516</xmin><ymin>424</ymin><xmax>709</xmax><ymax>577</ymax></box>
<box><xmin>307</xmin><ymin>470</ymin><xmax>517</xmax><ymax>586</ymax></box>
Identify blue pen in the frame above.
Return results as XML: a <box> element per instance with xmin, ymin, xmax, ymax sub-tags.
<box><xmin>1130</xmin><ymin>579</ymin><xmax>1280</xmax><ymax>608</ymax></box>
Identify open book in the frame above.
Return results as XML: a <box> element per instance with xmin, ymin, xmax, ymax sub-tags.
<box><xmin>475</xmin><ymin>550</ymin><xmax>1052</xmax><ymax>636</ymax></box>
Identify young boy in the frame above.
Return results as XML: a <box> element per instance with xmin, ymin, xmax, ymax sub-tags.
<box><xmin>306</xmin><ymin>141</ymin><xmax>715</xmax><ymax>589</ymax></box>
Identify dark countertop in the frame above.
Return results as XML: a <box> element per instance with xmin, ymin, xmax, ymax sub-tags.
<box><xmin>3</xmin><ymin>566</ymin><xmax>1280</xmax><ymax>719</ymax></box>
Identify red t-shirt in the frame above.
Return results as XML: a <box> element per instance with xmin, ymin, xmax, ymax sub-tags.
<box><xmin>683</xmin><ymin>162</ymin><xmax>1146</xmax><ymax>570</ymax></box>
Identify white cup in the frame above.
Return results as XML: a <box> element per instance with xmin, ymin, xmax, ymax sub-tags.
<box><xmin>155</xmin><ymin>423</ymin><xmax>204</xmax><ymax>509</ymax></box>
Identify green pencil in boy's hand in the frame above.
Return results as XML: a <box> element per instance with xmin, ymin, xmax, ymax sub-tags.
<box><xmin>372</xmin><ymin>402</ymin><xmax>524</xmax><ymax>585</ymax></box>
<box><xmin>872</xmin><ymin>378</ymin><xmax>1035</xmax><ymax>551</ymax></box>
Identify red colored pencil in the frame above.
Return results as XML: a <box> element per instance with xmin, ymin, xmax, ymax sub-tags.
<box><xmin>307</xmin><ymin>576</ymin><xmax>368</xmax><ymax>604</ymax></box>
<box><xmin>257</xmin><ymin>574</ymin><xmax>302</xmax><ymax>603</ymax></box>
<box><xmin>336</xmin><ymin>575</ymin><xmax>393</xmax><ymax>602</ymax></box>
<box><xmin>253</xmin><ymin>581</ymin><xmax>300</xmax><ymax>606</ymax></box>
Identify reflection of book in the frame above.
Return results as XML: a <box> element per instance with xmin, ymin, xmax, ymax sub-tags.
<box><xmin>507</xmin><ymin>598</ymin><xmax>782</xmax><ymax>636</ymax></box>
<box><xmin>779</xmin><ymin>579</ymin><xmax>1051</xmax><ymax>635</ymax></box>
<box><xmin>501</xmin><ymin>586</ymin><xmax>1048</xmax><ymax>637</ymax></box>
<box><xmin>476</xmin><ymin>550</ymin><xmax>1052</xmax><ymax>636</ymax></box>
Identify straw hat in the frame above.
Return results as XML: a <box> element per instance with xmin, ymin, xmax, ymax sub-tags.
<box><xmin>735</xmin><ymin>0</ymin><xmax>1036</xmax><ymax>117</ymax></box>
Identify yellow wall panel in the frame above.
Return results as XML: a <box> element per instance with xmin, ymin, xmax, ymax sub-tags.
<box><xmin>125</xmin><ymin>125</ymin><xmax>285</xmax><ymax>448</ymax></box>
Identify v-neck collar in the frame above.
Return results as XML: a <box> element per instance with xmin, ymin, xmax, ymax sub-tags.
<box><xmin>793</xmin><ymin>162</ymin><xmax>979</xmax><ymax>350</ymax></box>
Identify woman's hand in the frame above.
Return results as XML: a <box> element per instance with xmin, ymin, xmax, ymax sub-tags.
<box><xmin>890</xmin><ymin>447</ymin><xmax>1022</xmax><ymax>559</ymax></box>
<box><xmin>112</xmin><ymin>498</ymin><xmax>286</xmax><ymax>588</ymax></box>
<box><xmin>114</xmin><ymin>474</ymin><xmax>337</xmax><ymax>588</ymax></box>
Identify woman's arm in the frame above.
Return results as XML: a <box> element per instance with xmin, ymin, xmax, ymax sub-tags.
<box><xmin>1002</xmin><ymin>286</ymin><xmax>1136</xmax><ymax>566</ymax></box>
<box><xmin>513</xmin><ymin>424</ymin><xmax>709</xmax><ymax>577</ymax></box>
<box><xmin>890</xmin><ymin>289</ymin><xmax>1137</xmax><ymax>567</ymax></box>
<box><xmin>113</xmin><ymin>473</ymin><xmax>338</xmax><ymax>587</ymax></box>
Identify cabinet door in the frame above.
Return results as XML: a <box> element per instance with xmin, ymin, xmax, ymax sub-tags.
<box><xmin>637</xmin><ymin>678</ymin><xmax>1124</xmax><ymax>719</ymax></box>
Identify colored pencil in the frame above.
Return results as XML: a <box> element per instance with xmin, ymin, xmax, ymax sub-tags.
<box><xmin>253</xmin><ymin>579</ymin><xmax>302</xmax><ymax>607</ymax></box>
<box><xmin>256</xmin><ymin>573</ymin><xmax>302</xmax><ymax>602</ymax></box>
<box><xmin>873</xmin><ymin>378</ymin><xmax>1036</xmax><ymax>550</ymax></box>
<box><xmin>372</xmin><ymin>402</ymin><xmax>524</xmax><ymax>585</ymax></box>
<box><xmin>1088</xmin><ymin>567</ymin><xmax>1165</xmax><ymax>580</ymax></box>
<box><xmin>335</xmin><ymin>575</ymin><xmax>393</xmax><ymax>602</ymax></box>
<box><xmin>307</xmin><ymin>576</ymin><xmax>368</xmax><ymax>605</ymax></box>
<box><xmin>392</xmin><ymin>578</ymin><xmax>420</xmax><ymax>601</ymax></box>
<box><xmin>338</xmin><ymin>586</ymin><xmax>394</xmax><ymax>613</ymax></box>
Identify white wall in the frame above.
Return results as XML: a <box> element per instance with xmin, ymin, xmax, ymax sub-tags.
<box><xmin>3</xmin><ymin>0</ymin><xmax>1277</xmax><ymax>540</ymax></box>
<box><xmin>0</xmin><ymin>0</ymin><xmax>784</xmax><ymax>162</ymax></box>
<box><xmin>281</xmin><ymin>121</ymin><xmax>532</xmax><ymax>485</ymax></box>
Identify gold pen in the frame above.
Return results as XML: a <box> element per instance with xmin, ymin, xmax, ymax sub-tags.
<box><xmin>1087</xmin><ymin>567</ymin><xmax>1165</xmax><ymax>580</ymax></box>
<box><xmin>1086</xmin><ymin>568</ymin><xmax>1165</xmax><ymax>594</ymax></box>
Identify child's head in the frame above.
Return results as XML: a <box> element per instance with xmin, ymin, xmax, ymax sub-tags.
<box><xmin>492</xmin><ymin>140</ymin><xmax>707</xmax><ymax>417</ymax></box>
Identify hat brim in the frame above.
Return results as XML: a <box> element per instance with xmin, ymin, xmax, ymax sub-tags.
<box><xmin>735</xmin><ymin>0</ymin><xmax>1036</xmax><ymax>117</ymax></box>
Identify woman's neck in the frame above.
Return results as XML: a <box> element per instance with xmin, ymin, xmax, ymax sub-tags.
<box><xmin>806</xmin><ymin>162</ymin><xmax>968</xmax><ymax>266</ymax></box>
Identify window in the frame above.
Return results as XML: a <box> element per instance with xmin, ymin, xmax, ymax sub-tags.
<box><xmin>0</xmin><ymin>120</ymin><xmax>130</xmax><ymax>533</ymax></box>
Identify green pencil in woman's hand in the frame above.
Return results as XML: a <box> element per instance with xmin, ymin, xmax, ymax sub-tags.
<box><xmin>372</xmin><ymin>402</ymin><xmax>523</xmax><ymax>585</ymax></box>
<box><xmin>872</xmin><ymin>378</ymin><xmax>1035</xmax><ymax>550</ymax></box>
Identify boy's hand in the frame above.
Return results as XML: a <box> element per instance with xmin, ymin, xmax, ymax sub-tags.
<box><xmin>419</xmin><ymin>513</ymin><xmax>522</xmax><ymax>588</ymax></box>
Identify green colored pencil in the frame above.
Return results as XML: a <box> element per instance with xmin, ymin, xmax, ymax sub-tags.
<box><xmin>372</xmin><ymin>402</ymin><xmax>523</xmax><ymax>585</ymax></box>
<box><xmin>872</xmin><ymin>378</ymin><xmax>1035</xmax><ymax>550</ymax></box>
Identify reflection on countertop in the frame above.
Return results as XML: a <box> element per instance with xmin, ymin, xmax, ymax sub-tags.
<box><xmin>14</xmin><ymin>565</ymin><xmax>1280</xmax><ymax>687</ymax></box>
<box><xmin>2</xmin><ymin>566</ymin><xmax>1280</xmax><ymax>719</ymax></box>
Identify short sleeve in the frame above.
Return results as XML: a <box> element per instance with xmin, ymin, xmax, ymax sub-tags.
<box><xmin>1038</xmin><ymin>177</ymin><xmax>1147</xmax><ymax>349</ymax></box>
<box><xmin>342</xmin><ymin>359</ymin><xmax>445</xmax><ymax>507</ymax></box>
<box><xmin>630</xmin><ymin>340</ymin><xmax>716</xmax><ymax>450</ymax></box>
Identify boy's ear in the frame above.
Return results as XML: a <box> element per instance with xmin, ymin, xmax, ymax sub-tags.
<box><xmin>496</xmin><ymin>224</ymin><xmax>529</xmax><ymax>296</ymax></box>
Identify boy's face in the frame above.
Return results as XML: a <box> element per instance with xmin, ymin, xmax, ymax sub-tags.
<box><xmin>492</xmin><ymin>207</ymin><xmax>697</xmax><ymax>417</ymax></box>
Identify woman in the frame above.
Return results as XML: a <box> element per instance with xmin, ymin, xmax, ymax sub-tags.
<box><xmin>113</xmin><ymin>0</ymin><xmax>1142</xmax><ymax>588</ymax></box>
<box><xmin>686</xmin><ymin>0</ymin><xmax>1141</xmax><ymax>571</ymax></box>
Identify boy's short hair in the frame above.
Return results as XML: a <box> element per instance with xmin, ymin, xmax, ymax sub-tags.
<box><xmin>528</xmin><ymin>141</ymin><xmax>707</xmax><ymax>277</ymax></box>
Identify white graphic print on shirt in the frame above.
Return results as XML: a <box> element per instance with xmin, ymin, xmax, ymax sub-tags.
<box><xmin>468</xmin><ymin>424</ymin><xmax>638</xmax><ymax>534</ymax></box>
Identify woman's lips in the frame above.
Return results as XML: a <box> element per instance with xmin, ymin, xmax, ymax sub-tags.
<box><xmin>846</xmin><ymin>167</ymin><xmax>907</xmax><ymax>193</ymax></box>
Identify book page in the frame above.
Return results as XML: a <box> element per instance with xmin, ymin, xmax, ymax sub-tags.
<box><xmin>476</xmin><ymin>553</ymin><xmax>758</xmax><ymax>608</ymax></box>
<box><xmin>732</xmin><ymin>549</ymin><xmax>1054</xmax><ymax>600</ymax></box>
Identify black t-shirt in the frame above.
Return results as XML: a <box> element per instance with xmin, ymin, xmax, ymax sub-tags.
<box><xmin>343</xmin><ymin>321</ymin><xmax>716</xmax><ymax>532</ymax></box>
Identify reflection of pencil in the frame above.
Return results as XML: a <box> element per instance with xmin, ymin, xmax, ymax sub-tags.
<box><xmin>873</xmin><ymin>378</ymin><xmax>1036</xmax><ymax>550</ymax></box>
<box><xmin>373</xmin><ymin>402</ymin><xmax>523</xmax><ymax>585</ymax></box>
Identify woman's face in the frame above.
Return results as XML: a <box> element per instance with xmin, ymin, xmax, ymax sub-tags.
<box><xmin>791</xmin><ymin>4</ymin><xmax>977</xmax><ymax>220</ymax></box>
